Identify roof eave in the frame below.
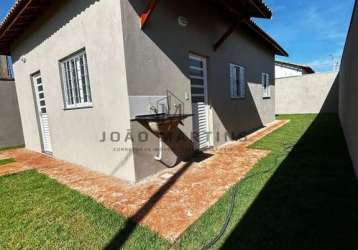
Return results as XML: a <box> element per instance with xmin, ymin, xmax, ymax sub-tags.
<box><xmin>303</xmin><ymin>67</ymin><xmax>315</xmax><ymax>74</ymax></box>
<box><xmin>246</xmin><ymin>20</ymin><xmax>288</xmax><ymax>57</ymax></box>
<box><xmin>275</xmin><ymin>61</ymin><xmax>315</xmax><ymax>73</ymax></box>
<box><xmin>249</xmin><ymin>0</ymin><xmax>272</xmax><ymax>19</ymax></box>
<box><xmin>0</xmin><ymin>0</ymin><xmax>52</xmax><ymax>55</ymax></box>
<box><xmin>0</xmin><ymin>47</ymin><xmax>10</xmax><ymax>55</ymax></box>
<box><xmin>0</xmin><ymin>0</ymin><xmax>280</xmax><ymax>56</ymax></box>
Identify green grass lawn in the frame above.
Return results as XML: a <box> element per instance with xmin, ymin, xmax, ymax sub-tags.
<box><xmin>0</xmin><ymin>114</ymin><xmax>357</xmax><ymax>250</ymax></box>
<box><xmin>174</xmin><ymin>114</ymin><xmax>358</xmax><ymax>250</ymax></box>
<box><xmin>0</xmin><ymin>145</ymin><xmax>25</xmax><ymax>152</ymax></box>
<box><xmin>0</xmin><ymin>171</ymin><xmax>167</xmax><ymax>250</ymax></box>
<box><xmin>0</xmin><ymin>158</ymin><xmax>16</xmax><ymax>166</ymax></box>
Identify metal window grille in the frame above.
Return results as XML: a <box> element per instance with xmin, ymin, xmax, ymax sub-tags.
<box><xmin>60</xmin><ymin>50</ymin><xmax>92</xmax><ymax>108</ymax></box>
<box><xmin>230</xmin><ymin>64</ymin><xmax>246</xmax><ymax>99</ymax></box>
<box><xmin>262</xmin><ymin>73</ymin><xmax>271</xmax><ymax>98</ymax></box>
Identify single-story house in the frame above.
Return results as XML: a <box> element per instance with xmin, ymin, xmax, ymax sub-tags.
<box><xmin>0</xmin><ymin>56</ymin><xmax>11</xmax><ymax>79</ymax></box>
<box><xmin>0</xmin><ymin>0</ymin><xmax>287</xmax><ymax>183</ymax></box>
<box><xmin>275</xmin><ymin>60</ymin><xmax>315</xmax><ymax>79</ymax></box>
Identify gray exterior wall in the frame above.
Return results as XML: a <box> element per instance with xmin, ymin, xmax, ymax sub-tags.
<box><xmin>339</xmin><ymin>0</ymin><xmax>358</xmax><ymax>177</ymax></box>
<box><xmin>0</xmin><ymin>80</ymin><xmax>24</xmax><ymax>148</ymax></box>
<box><xmin>8</xmin><ymin>0</ymin><xmax>277</xmax><ymax>182</ymax></box>
<box><xmin>276</xmin><ymin>72</ymin><xmax>339</xmax><ymax>115</ymax></box>
<box><xmin>121</xmin><ymin>0</ymin><xmax>276</xmax><ymax>180</ymax></box>
<box><xmin>11</xmin><ymin>0</ymin><xmax>136</xmax><ymax>182</ymax></box>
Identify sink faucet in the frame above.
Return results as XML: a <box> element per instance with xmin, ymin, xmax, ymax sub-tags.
<box><xmin>174</xmin><ymin>104</ymin><xmax>182</xmax><ymax>115</ymax></box>
<box><xmin>150</xmin><ymin>105</ymin><xmax>159</xmax><ymax>114</ymax></box>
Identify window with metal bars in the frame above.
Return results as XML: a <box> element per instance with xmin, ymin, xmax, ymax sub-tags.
<box><xmin>229</xmin><ymin>64</ymin><xmax>246</xmax><ymax>99</ymax></box>
<box><xmin>60</xmin><ymin>50</ymin><xmax>92</xmax><ymax>109</ymax></box>
<box><xmin>262</xmin><ymin>72</ymin><xmax>271</xmax><ymax>98</ymax></box>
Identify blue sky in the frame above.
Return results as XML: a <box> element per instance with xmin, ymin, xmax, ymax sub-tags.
<box><xmin>255</xmin><ymin>0</ymin><xmax>355</xmax><ymax>72</ymax></box>
<box><xmin>0</xmin><ymin>0</ymin><xmax>13</xmax><ymax>21</ymax></box>
<box><xmin>0</xmin><ymin>0</ymin><xmax>355</xmax><ymax>72</ymax></box>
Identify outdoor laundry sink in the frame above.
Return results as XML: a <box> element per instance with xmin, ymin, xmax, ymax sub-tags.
<box><xmin>133</xmin><ymin>113</ymin><xmax>192</xmax><ymax>134</ymax></box>
<box><xmin>132</xmin><ymin>113</ymin><xmax>193</xmax><ymax>161</ymax></box>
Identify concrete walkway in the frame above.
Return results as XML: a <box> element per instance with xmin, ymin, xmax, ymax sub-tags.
<box><xmin>0</xmin><ymin>120</ymin><xmax>288</xmax><ymax>241</ymax></box>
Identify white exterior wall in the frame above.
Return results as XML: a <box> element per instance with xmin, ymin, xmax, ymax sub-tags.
<box><xmin>11</xmin><ymin>0</ymin><xmax>136</xmax><ymax>182</ymax></box>
<box><xmin>275</xmin><ymin>64</ymin><xmax>303</xmax><ymax>79</ymax></box>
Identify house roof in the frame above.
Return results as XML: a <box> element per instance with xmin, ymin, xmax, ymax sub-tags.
<box><xmin>245</xmin><ymin>20</ymin><xmax>288</xmax><ymax>56</ymax></box>
<box><xmin>275</xmin><ymin>60</ymin><xmax>315</xmax><ymax>73</ymax></box>
<box><xmin>0</xmin><ymin>0</ymin><xmax>54</xmax><ymax>55</ymax></box>
<box><xmin>0</xmin><ymin>0</ymin><xmax>284</xmax><ymax>56</ymax></box>
<box><xmin>214</xmin><ymin>0</ymin><xmax>272</xmax><ymax>19</ymax></box>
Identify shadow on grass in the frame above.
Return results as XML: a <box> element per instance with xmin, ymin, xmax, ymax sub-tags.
<box><xmin>220</xmin><ymin>113</ymin><xmax>358</xmax><ymax>250</ymax></box>
<box><xmin>104</xmin><ymin>152</ymin><xmax>213</xmax><ymax>250</ymax></box>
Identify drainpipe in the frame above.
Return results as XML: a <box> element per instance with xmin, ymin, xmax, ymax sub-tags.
<box><xmin>155</xmin><ymin>136</ymin><xmax>163</xmax><ymax>161</ymax></box>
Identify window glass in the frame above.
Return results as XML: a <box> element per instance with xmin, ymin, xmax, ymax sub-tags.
<box><xmin>189</xmin><ymin>58</ymin><xmax>203</xmax><ymax>68</ymax></box>
<box><xmin>60</xmin><ymin>50</ymin><xmax>92</xmax><ymax>108</ymax></box>
<box><xmin>192</xmin><ymin>96</ymin><xmax>205</xmax><ymax>103</ymax></box>
<box><xmin>230</xmin><ymin>64</ymin><xmax>245</xmax><ymax>99</ymax></box>
<box><xmin>189</xmin><ymin>68</ymin><xmax>204</xmax><ymax>77</ymax></box>
<box><xmin>262</xmin><ymin>73</ymin><xmax>271</xmax><ymax>98</ymax></box>
<box><xmin>191</xmin><ymin>78</ymin><xmax>204</xmax><ymax>86</ymax></box>
<box><xmin>191</xmin><ymin>87</ymin><xmax>205</xmax><ymax>94</ymax></box>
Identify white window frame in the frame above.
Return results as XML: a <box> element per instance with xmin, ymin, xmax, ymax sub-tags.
<box><xmin>262</xmin><ymin>72</ymin><xmax>271</xmax><ymax>98</ymax></box>
<box><xmin>60</xmin><ymin>49</ymin><xmax>93</xmax><ymax>109</ymax></box>
<box><xmin>229</xmin><ymin>64</ymin><xmax>246</xmax><ymax>99</ymax></box>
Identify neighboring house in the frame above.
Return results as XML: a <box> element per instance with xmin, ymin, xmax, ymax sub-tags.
<box><xmin>0</xmin><ymin>56</ymin><xmax>24</xmax><ymax>148</ymax></box>
<box><xmin>0</xmin><ymin>56</ymin><xmax>9</xmax><ymax>79</ymax></box>
<box><xmin>275</xmin><ymin>61</ymin><xmax>315</xmax><ymax>79</ymax></box>
<box><xmin>0</xmin><ymin>0</ymin><xmax>287</xmax><ymax>183</ymax></box>
<box><xmin>0</xmin><ymin>56</ymin><xmax>14</xmax><ymax>79</ymax></box>
<box><xmin>339</xmin><ymin>0</ymin><xmax>358</xmax><ymax>177</ymax></box>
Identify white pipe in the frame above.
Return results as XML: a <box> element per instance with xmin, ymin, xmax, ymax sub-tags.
<box><xmin>155</xmin><ymin>137</ymin><xmax>163</xmax><ymax>161</ymax></box>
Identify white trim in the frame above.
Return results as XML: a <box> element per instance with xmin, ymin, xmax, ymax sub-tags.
<box><xmin>189</xmin><ymin>54</ymin><xmax>204</xmax><ymax>61</ymax></box>
<box><xmin>60</xmin><ymin>50</ymin><xmax>93</xmax><ymax>109</ymax></box>
<box><xmin>262</xmin><ymin>72</ymin><xmax>271</xmax><ymax>98</ymax></box>
<box><xmin>189</xmin><ymin>65</ymin><xmax>204</xmax><ymax>71</ymax></box>
<box><xmin>191</xmin><ymin>85</ymin><xmax>205</xmax><ymax>88</ymax></box>
<box><xmin>32</xmin><ymin>73</ymin><xmax>53</xmax><ymax>154</ymax></box>
<box><xmin>189</xmin><ymin>75</ymin><xmax>205</xmax><ymax>80</ymax></box>
<box><xmin>64</xmin><ymin>102</ymin><xmax>93</xmax><ymax>110</ymax></box>
<box><xmin>189</xmin><ymin>54</ymin><xmax>212</xmax><ymax>150</ymax></box>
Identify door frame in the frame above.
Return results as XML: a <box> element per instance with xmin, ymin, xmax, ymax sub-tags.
<box><xmin>31</xmin><ymin>72</ymin><xmax>53</xmax><ymax>154</ymax></box>
<box><xmin>189</xmin><ymin>53</ymin><xmax>213</xmax><ymax>149</ymax></box>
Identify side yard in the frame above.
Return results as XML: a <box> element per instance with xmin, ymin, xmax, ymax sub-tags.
<box><xmin>175</xmin><ymin>114</ymin><xmax>358</xmax><ymax>249</ymax></box>
<box><xmin>0</xmin><ymin>170</ymin><xmax>167</xmax><ymax>249</ymax></box>
<box><xmin>0</xmin><ymin>158</ymin><xmax>15</xmax><ymax>165</ymax></box>
<box><xmin>0</xmin><ymin>114</ymin><xmax>357</xmax><ymax>249</ymax></box>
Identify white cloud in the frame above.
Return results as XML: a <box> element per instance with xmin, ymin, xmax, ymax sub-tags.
<box><xmin>303</xmin><ymin>6</ymin><xmax>346</xmax><ymax>43</ymax></box>
<box><xmin>305</xmin><ymin>53</ymin><xmax>342</xmax><ymax>72</ymax></box>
